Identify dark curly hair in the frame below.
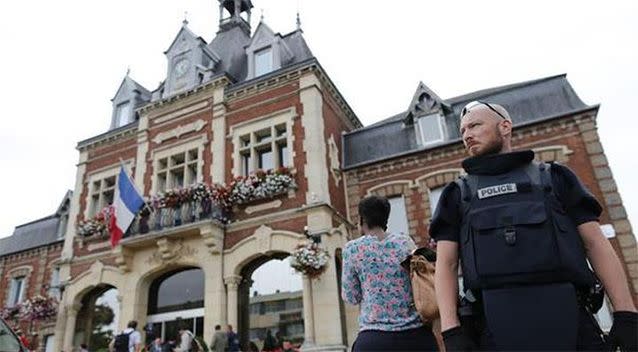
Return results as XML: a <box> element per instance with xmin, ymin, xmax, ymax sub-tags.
<box><xmin>358</xmin><ymin>195</ymin><xmax>391</xmax><ymax>231</ymax></box>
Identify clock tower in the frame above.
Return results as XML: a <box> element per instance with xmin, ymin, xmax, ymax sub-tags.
<box><xmin>163</xmin><ymin>19</ymin><xmax>221</xmax><ymax>96</ymax></box>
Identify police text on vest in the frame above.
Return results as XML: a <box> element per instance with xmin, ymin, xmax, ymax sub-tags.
<box><xmin>477</xmin><ymin>183</ymin><xmax>518</xmax><ymax>199</ymax></box>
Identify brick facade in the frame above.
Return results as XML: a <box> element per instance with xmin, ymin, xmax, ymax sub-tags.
<box><xmin>344</xmin><ymin>112</ymin><xmax>638</xmax><ymax>305</ymax></box>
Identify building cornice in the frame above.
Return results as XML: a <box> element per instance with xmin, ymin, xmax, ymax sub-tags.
<box><xmin>77</xmin><ymin>123</ymin><xmax>138</xmax><ymax>152</ymax></box>
<box><xmin>139</xmin><ymin>74</ymin><xmax>232</xmax><ymax>115</ymax></box>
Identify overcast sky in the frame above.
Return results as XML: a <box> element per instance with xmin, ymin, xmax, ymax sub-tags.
<box><xmin>0</xmin><ymin>0</ymin><xmax>636</xmax><ymax>247</ymax></box>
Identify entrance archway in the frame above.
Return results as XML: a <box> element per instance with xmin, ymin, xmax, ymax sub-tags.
<box><xmin>238</xmin><ymin>252</ymin><xmax>304</xmax><ymax>351</ymax></box>
<box><xmin>73</xmin><ymin>285</ymin><xmax>119</xmax><ymax>351</ymax></box>
<box><xmin>146</xmin><ymin>267</ymin><xmax>205</xmax><ymax>345</ymax></box>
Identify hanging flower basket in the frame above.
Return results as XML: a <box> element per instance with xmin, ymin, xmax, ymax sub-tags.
<box><xmin>19</xmin><ymin>295</ymin><xmax>58</xmax><ymax>322</ymax></box>
<box><xmin>228</xmin><ymin>167</ymin><xmax>297</xmax><ymax>205</ymax></box>
<box><xmin>0</xmin><ymin>305</ymin><xmax>21</xmax><ymax>325</ymax></box>
<box><xmin>289</xmin><ymin>242</ymin><xmax>330</xmax><ymax>279</ymax></box>
<box><xmin>77</xmin><ymin>207</ymin><xmax>111</xmax><ymax>237</ymax></box>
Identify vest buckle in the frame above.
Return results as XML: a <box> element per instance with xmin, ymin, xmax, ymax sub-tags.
<box><xmin>504</xmin><ymin>226</ymin><xmax>516</xmax><ymax>245</ymax></box>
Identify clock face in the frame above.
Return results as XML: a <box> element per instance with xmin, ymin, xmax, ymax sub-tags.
<box><xmin>174</xmin><ymin>59</ymin><xmax>190</xmax><ymax>78</ymax></box>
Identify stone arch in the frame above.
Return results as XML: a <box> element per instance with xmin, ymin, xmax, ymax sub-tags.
<box><xmin>223</xmin><ymin>225</ymin><xmax>306</xmax><ymax>278</ymax></box>
<box><xmin>223</xmin><ymin>225</ymin><xmax>306</xmax><ymax>349</ymax></box>
<box><xmin>415</xmin><ymin>168</ymin><xmax>463</xmax><ymax>222</ymax></box>
<box><xmin>62</xmin><ymin>261</ymin><xmax>122</xmax><ymax>352</ymax></box>
<box><xmin>66</xmin><ymin>261</ymin><xmax>122</xmax><ymax>308</ymax></box>
<box><xmin>365</xmin><ymin>180</ymin><xmax>414</xmax><ymax>196</ymax></box>
<box><xmin>533</xmin><ymin>145</ymin><xmax>573</xmax><ymax>163</ymax></box>
<box><xmin>133</xmin><ymin>259</ymin><xmax>205</xmax><ymax>334</ymax></box>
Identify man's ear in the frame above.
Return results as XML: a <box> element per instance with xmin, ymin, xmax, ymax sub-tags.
<box><xmin>499</xmin><ymin>119</ymin><xmax>512</xmax><ymax>137</ymax></box>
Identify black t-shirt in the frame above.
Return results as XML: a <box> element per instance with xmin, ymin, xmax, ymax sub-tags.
<box><xmin>429</xmin><ymin>150</ymin><xmax>603</xmax><ymax>242</ymax></box>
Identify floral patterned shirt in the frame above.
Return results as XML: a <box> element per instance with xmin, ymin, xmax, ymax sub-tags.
<box><xmin>341</xmin><ymin>233</ymin><xmax>423</xmax><ymax>332</ymax></box>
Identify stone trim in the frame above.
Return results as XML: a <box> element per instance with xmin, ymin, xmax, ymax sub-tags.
<box><xmin>5</xmin><ymin>265</ymin><xmax>33</xmax><ymax>306</ymax></box>
<box><xmin>532</xmin><ymin>145</ymin><xmax>573</xmax><ymax>163</ymax></box>
<box><xmin>152</xmin><ymin>100</ymin><xmax>210</xmax><ymax>126</ymax></box>
<box><xmin>415</xmin><ymin>169</ymin><xmax>463</xmax><ymax>220</ymax></box>
<box><xmin>366</xmin><ymin>180</ymin><xmax>414</xmax><ymax>196</ymax></box>
<box><xmin>575</xmin><ymin>116</ymin><xmax>638</xmax><ymax>295</ymax></box>
<box><xmin>83</xmin><ymin>161</ymin><xmax>133</xmax><ymax>220</ymax></box>
<box><xmin>139</xmin><ymin>75</ymin><xmax>230</xmax><ymax>115</ymax></box>
<box><xmin>77</xmin><ymin>125</ymin><xmax>138</xmax><ymax>152</ymax></box>
<box><xmin>149</xmin><ymin>135</ymin><xmax>208</xmax><ymax>194</ymax></box>
<box><xmin>227</xmin><ymin>107</ymin><xmax>296</xmax><ymax>177</ymax></box>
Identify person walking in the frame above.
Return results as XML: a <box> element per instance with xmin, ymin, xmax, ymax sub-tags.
<box><xmin>342</xmin><ymin>195</ymin><xmax>438</xmax><ymax>351</ymax></box>
<box><xmin>209</xmin><ymin>325</ymin><xmax>227</xmax><ymax>352</ymax></box>
<box><xmin>431</xmin><ymin>101</ymin><xmax>637</xmax><ymax>350</ymax></box>
<box><xmin>110</xmin><ymin>320</ymin><xmax>142</xmax><ymax>352</ymax></box>
<box><xmin>226</xmin><ymin>325</ymin><xmax>240</xmax><ymax>352</ymax></box>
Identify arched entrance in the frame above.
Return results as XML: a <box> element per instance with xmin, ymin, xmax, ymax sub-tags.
<box><xmin>73</xmin><ymin>285</ymin><xmax>119</xmax><ymax>351</ymax></box>
<box><xmin>146</xmin><ymin>267</ymin><xmax>205</xmax><ymax>345</ymax></box>
<box><xmin>238</xmin><ymin>252</ymin><xmax>304</xmax><ymax>351</ymax></box>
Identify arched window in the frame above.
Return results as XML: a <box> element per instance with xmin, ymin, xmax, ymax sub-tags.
<box><xmin>148</xmin><ymin>268</ymin><xmax>204</xmax><ymax>314</ymax></box>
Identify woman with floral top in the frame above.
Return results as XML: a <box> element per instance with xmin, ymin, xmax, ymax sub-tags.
<box><xmin>342</xmin><ymin>195</ymin><xmax>437</xmax><ymax>351</ymax></box>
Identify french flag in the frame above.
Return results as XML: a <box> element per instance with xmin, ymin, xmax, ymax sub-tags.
<box><xmin>109</xmin><ymin>166</ymin><xmax>144</xmax><ymax>247</ymax></box>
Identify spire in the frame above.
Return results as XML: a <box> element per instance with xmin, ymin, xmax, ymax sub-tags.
<box><xmin>183</xmin><ymin>11</ymin><xmax>189</xmax><ymax>26</ymax></box>
<box><xmin>296</xmin><ymin>0</ymin><xmax>302</xmax><ymax>31</ymax></box>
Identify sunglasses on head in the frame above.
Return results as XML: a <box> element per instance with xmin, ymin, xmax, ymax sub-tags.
<box><xmin>460</xmin><ymin>101</ymin><xmax>508</xmax><ymax>120</ymax></box>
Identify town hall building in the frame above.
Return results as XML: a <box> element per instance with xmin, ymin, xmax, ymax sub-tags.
<box><xmin>0</xmin><ymin>1</ymin><xmax>636</xmax><ymax>351</ymax></box>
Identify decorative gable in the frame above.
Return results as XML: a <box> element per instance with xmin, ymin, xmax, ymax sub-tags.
<box><xmin>245</xmin><ymin>22</ymin><xmax>294</xmax><ymax>79</ymax></box>
<box><xmin>164</xmin><ymin>21</ymin><xmax>221</xmax><ymax>97</ymax></box>
<box><xmin>110</xmin><ymin>73</ymin><xmax>151</xmax><ymax>130</ymax></box>
<box><xmin>403</xmin><ymin>82</ymin><xmax>448</xmax><ymax>125</ymax></box>
<box><xmin>403</xmin><ymin>82</ymin><xmax>450</xmax><ymax>147</ymax></box>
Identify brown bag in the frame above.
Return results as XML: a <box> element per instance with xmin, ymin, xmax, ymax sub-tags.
<box><xmin>402</xmin><ymin>247</ymin><xmax>445</xmax><ymax>351</ymax></box>
<box><xmin>402</xmin><ymin>247</ymin><xmax>439</xmax><ymax>322</ymax></box>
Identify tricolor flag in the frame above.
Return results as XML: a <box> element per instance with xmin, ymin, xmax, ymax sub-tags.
<box><xmin>109</xmin><ymin>166</ymin><xmax>144</xmax><ymax>247</ymax></box>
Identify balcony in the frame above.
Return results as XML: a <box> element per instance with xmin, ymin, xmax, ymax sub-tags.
<box><xmin>127</xmin><ymin>199</ymin><xmax>226</xmax><ymax>237</ymax></box>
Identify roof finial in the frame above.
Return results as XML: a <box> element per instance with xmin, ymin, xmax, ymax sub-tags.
<box><xmin>183</xmin><ymin>11</ymin><xmax>189</xmax><ymax>26</ymax></box>
<box><xmin>296</xmin><ymin>0</ymin><xmax>302</xmax><ymax>31</ymax></box>
<box><xmin>126</xmin><ymin>66</ymin><xmax>131</xmax><ymax>77</ymax></box>
<box><xmin>260</xmin><ymin>8</ymin><xmax>264</xmax><ymax>22</ymax></box>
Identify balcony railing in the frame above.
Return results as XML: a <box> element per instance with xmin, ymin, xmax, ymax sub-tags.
<box><xmin>127</xmin><ymin>199</ymin><xmax>226</xmax><ymax>237</ymax></box>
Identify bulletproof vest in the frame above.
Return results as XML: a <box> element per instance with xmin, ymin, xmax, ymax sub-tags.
<box><xmin>455</xmin><ymin>161</ymin><xmax>595</xmax><ymax>290</ymax></box>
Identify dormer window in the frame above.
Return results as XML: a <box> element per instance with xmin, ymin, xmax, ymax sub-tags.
<box><xmin>254</xmin><ymin>47</ymin><xmax>273</xmax><ymax>77</ymax></box>
<box><xmin>417</xmin><ymin>114</ymin><xmax>445</xmax><ymax>146</ymax></box>
<box><xmin>115</xmin><ymin>101</ymin><xmax>132</xmax><ymax>127</ymax></box>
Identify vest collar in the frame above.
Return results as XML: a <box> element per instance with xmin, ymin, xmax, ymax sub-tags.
<box><xmin>462</xmin><ymin>150</ymin><xmax>535</xmax><ymax>175</ymax></box>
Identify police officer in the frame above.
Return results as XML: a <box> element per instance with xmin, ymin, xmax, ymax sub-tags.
<box><xmin>430</xmin><ymin>101</ymin><xmax>638</xmax><ymax>351</ymax></box>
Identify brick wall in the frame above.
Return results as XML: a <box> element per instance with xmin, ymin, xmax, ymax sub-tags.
<box><xmin>344</xmin><ymin>113</ymin><xmax>638</xmax><ymax>302</ymax></box>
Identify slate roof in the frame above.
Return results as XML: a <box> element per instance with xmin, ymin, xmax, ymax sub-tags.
<box><xmin>208</xmin><ymin>25</ymin><xmax>252</xmax><ymax>82</ymax></box>
<box><xmin>206</xmin><ymin>26</ymin><xmax>314</xmax><ymax>84</ymax></box>
<box><xmin>343</xmin><ymin>74</ymin><xmax>596</xmax><ymax>169</ymax></box>
<box><xmin>0</xmin><ymin>192</ymin><xmax>70</xmax><ymax>257</ymax></box>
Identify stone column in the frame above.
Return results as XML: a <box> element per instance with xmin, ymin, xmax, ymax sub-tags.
<box><xmin>63</xmin><ymin>304</ymin><xmax>81</xmax><ymax>352</ymax></box>
<box><xmin>224</xmin><ymin>275</ymin><xmax>242</xmax><ymax>329</ymax></box>
<box><xmin>302</xmin><ymin>276</ymin><xmax>316</xmax><ymax>346</ymax></box>
<box><xmin>203</xmin><ymin>247</ymin><xmax>226</xmax><ymax>344</ymax></box>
